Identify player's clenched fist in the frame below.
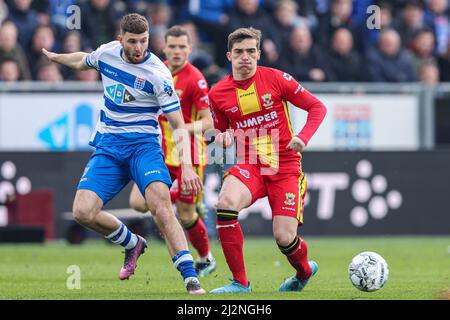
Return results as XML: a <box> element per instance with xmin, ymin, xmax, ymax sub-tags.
<box><xmin>287</xmin><ymin>136</ymin><xmax>306</xmax><ymax>153</ymax></box>
<box><xmin>215</xmin><ymin>131</ymin><xmax>234</xmax><ymax>148</ymax></box>
<box><xmin>181</xmin><ymin>167</ymin><xmax>203</xmax><ymax>195</ymax></box>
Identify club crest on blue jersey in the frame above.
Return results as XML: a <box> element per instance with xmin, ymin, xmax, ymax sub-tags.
<box><xmin>134</xmin><ymin>77</ymin><xmax>146</xmax><ymax>90</ymax></box>
<box><xmin>163</xmin><ymin>80</ymin><xmax>174</xmax><ymax>96</ymax></box>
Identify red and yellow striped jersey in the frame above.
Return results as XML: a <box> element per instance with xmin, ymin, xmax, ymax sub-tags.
<box><xmin>159</xmin><ymin>62</ymin><xmax>210</xmax><ymax>167</ymax></box>
<box><xmin>209</xmin><ymin>66</ymin><xmax>326</xmax><ymax>174</ymax></box>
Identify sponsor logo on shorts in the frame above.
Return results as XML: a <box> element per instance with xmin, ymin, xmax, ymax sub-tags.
<box><xmin>235</xmin><ymin>166</ymin><xmax>250</xmax><ymax>179</ymax></box>
<box><xmin>284</xmin><ymin>192</ymin><xmax>296</xmax><ymax>206</ymax></box>
<box><xmin>144</xmin><ymin>170</ymin><xmax>161</xmax><ymax>176</ymax></box>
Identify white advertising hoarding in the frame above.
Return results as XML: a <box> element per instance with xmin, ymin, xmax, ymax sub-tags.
<box><xmin>0</xmin><ymin>92</ymin><xmax>420</xmax><ymax>151</ymax></box>
<box><xmin>0</xmin><ymin>93</ymin><xmax>102</xmax><ymax>150</ymax></box>
<box><xmin>289</xmin><ymin>94</ymin><xmax>420</xmax><ymax>150</ymax></box>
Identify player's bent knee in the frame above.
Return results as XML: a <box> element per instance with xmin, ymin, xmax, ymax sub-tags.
<box><xmin>274</xmin><ymin>231</ymin><xmax>296</xmax><ymax>248</ymax></box>
<box><xmin>179</xmin><ymin>211</ymin><xmax>197</xmax><ymax>228</ymax></box>
<box><xmin>72</xmin><ymin>206</ymin><xmax>97</xmax><ymax>226</ymax></box>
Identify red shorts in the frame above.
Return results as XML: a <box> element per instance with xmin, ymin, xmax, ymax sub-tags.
<box><xmin>167</xmin><ymin>165</ymin><xmax>205</xmax><ymax>204</ymax></box>
<box><xmin>224</xmin><ymin>164</ymin><xmax>307</xmax><ymax>224</ymax></box>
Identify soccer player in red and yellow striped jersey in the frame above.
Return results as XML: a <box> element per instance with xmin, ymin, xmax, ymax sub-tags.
<box><xmin>209</xmin><ymin>28</ymin><xmax>327</xmax><ymax>293</ymax></box>
<box><xmin>129</xmin><ymin>26</ymin><xmax>216</xmax><ymax>276</ymax></box>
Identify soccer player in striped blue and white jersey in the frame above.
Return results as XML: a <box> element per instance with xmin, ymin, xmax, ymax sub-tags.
<box><xmin>42</xmin><ymin>13</ymin><xmax>206</xmax><ymax>294</ymax></box>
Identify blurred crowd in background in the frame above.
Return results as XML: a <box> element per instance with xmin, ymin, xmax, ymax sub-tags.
<box><xmin>0</xmin><ymin>0</ymin><xmax>449</xmax><ymax>86</ymax></box>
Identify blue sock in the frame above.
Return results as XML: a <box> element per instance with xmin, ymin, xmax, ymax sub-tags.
<box><xmin>172</xmin><ymin>250</ymin><xmax>198</xmax><ymax>284</ymax></box>
<box><xmin>105</xmin><ymin>223</ymin><xmax>137</xmax><ymax>250</ymax></box>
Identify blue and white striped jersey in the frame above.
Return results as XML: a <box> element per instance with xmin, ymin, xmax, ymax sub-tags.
<box><xmin>84</xmin><ymin>41</ymin><xmax>180</xmax><ymax>147</ymax></box>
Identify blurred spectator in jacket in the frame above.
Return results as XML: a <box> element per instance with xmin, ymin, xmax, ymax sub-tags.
<box><xmin>366</xmin><ymin>29</ymin><xmax>417</xmax><ymax>82</ymax></box>
<box><xmin>228</xmin><ymin>0</ymin><xmax>279</xmax><ymax>67</ymax></box>
<box><xmin>437</xmin><ymin>40</ymin><xmax>450</xmax><ymax>81</ymax></box>
<box><xmin>357</xmin><ymin>1</ymin><xmax>395</xmax><ymax>53</ymax></box>
<box><xmin>0</xmin><ymin>20</ymin><xmax>31</xmax><ymax>79</ymax></box>
<box><xmin>149</xmin><ymin>26</ymin><xmax>166</xmax><ymax>59</ymax></box>
<box><xmin>409</xmin><ymin>29</ymin><xmax>437</xmax><ymax>76</ymax></box>
<box><xmin>326</xmin><ymin>27</ymin><xmax>364</xmax><ymax>81</ymax></box>
<box><xmin>36</xmin><ymin>60</ymin><xmax>63</xmax><ymax>82</ymax></box>
<box><xmin>60</xmin><ymin>30</ymin><xmax>84</xmax><ymax>80</ymax></box>
<box><xmin>392</xmin><ymin>0</ymin><xmax>433</xmax><ymax>49</ymax></box>
<box><xmin>424</xmin><ymin>0</ymin><xmax>449</xmax><ymax>55</ymax></box>
<box><xmin>27</xmin><ymin>24</ymin><xmax>58</xmax><ymax>79</ymax></box>
<box><xmin>271</xmin><ymin>0</ymin><xmax>314</xmax><ymax>56</ymax></box>
<box><xmin>278</xmin><ymin>25</ymin><xmax>330</xmax><ymax>82</ymax></box>
<box><xmin>79</xmin><ymin>0</ymin><xmax>124</xmax><ymax>50</ymax></box>
<box><xmin>174</xmin><ymin>0</ymin><xmax>233</xmax><ymax>68</ymax></box>
<box><xmin>316</xmin><ymin>0</ymin><xmax>359</xmax><ymax>48</ymax></box>
<box><xmin>6</xmin><ymin>0</ymin><xmax>38</xmax><ymax>48</ymax></box>
<box><xmin>419</xmin><ymin>60</ymin><xmax>440</xmax><ymax>85</ymax></box>
<box><xmin>31</xmin><ymin>0</ymin><xmax>78</xmax><ymax>42</ymax></box>
<box><xmin>147</xmin><ymin>2</ymin><xmax>171</xmax><ymax>33</ymax></box>
<box><xmin>0</xmin><ymin>58</ymin><xmax>20</xmax><ymax>82</ymax></box>
<box><xmin>73</xmin><ymin>68</ymin><xmax>99</xmax><ymax>82</ymax></box>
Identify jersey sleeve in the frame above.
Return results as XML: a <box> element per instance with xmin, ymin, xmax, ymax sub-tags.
<box><xmin>274</xmin><ymin>69</ymin><xmax>327</xmax><ymax>146</ymax></box>
<box><xmin>154</xmin><ymin>70</ymin><xmax>181</xmax><ymax>114</ymax></box>
<box><xmin>209</xmin><ymin>94</ymin><xmax>229</xmax><ymax>133</ymax></box>
<box><xmin>191</xmin><ymin>75</ymin><xmax>210</xmax><ymax>111</ymax></box>
<box><xmin>84</xmin><ymin>43</ymin><xmax>109</xmax><ymax>70</ymax></box>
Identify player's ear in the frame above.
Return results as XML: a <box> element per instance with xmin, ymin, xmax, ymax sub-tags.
<box><xmin>226</xmin><ymin>51</ymin><xmax>232</xmax><ymax>62</ymax></box>
<box><xmin>257</xmin><ymin>49</ymin><xmax>261</xmax><ymax>60</ymax></box>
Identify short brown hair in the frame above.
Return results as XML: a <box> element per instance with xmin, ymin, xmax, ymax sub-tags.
<box><xmin>164</xmin><ymin>25</ymin><xmax>191</xmax><ymax>43</ymax></box>
<box><xmin>227</xmin><ymin>27</ymin><xmax>262</xmax><ymax>51</ymax></box>
<box><xmin>120</xmin><ymin>13</ymin><xmax>149</xmax><ymax>35</ymax></box>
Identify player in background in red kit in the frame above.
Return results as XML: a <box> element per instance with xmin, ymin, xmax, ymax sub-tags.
<box><xmin>129</xmin><ymin>26</ymin><xmax>216</xmax><ymax>277</ymax></box>
<box><xmin>209</xmin><ymin>27</ymin><xmax>327</xmax><ymax>293</ymax></box>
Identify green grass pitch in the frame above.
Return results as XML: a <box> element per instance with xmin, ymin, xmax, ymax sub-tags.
<box><xmin>0</xmin><ymin>236</ymin><xmax>449</xmax><ymax>300</ymax></box>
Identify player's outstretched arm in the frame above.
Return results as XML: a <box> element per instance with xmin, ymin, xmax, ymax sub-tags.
<box><xmin>42</xmin><ymin>48</ymin><xmax>90</xmax><ymax>70</ymax></box>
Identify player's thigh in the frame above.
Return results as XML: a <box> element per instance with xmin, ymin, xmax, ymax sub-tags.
<box><xmin>266</xmin><ymin>172</ymin><xmax>307</xmax><ymax>225</ymax></box>
<box><xmin>129</xmin><ymin>143</ymin><xmax>172</xmax><ymax>200</ymax></box>
<box><xmin>144</xmin><ymin>181</ymin><xmax>172</xmax><ymax>214</ymax></box>
<box><xmin>77</xmin><ymin>149</ymin><xmax>130</xmax><ymax>206</ymax></box>
<box><xmin>218</xmin><ymin>165</ymin><xmax>265</xmax><ymax>211</ymax></box>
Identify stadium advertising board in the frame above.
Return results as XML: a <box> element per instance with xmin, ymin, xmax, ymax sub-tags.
<box><xmin>289</xmin><ymin>94</ymin><xmax>420</xmax><ymax>150</ymax></box>
<box><xmin>0</xmin><ymin>92</ymin><xmax>419</xmax><ymax>151</ymax></box>
<box><xmin>0</xmin><ymin>151</ymin><xmax>449</xmax><ymax>238</ymax></box>
<box><xmin>0</xmin><ymin>93</ymin><xmax>102</xmax><ymax>150</ymax></box>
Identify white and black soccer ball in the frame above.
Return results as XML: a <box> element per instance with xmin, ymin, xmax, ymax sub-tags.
<box><xmin>348</xmin><ymin>251</ymin><xmax>389</xmax><ymax>292</ymax></box>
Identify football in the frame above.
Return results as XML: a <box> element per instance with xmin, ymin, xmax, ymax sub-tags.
<box><xmin>348</xmin><ymin>251</ymin><xmax>389</xmax><ymax>292</ymax></box>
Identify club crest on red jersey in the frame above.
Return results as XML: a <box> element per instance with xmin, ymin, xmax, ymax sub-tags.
<box><xmin>261</xmin><ymin>93</ymin><xmax>274</xmax><ymax>109</ymax></box>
